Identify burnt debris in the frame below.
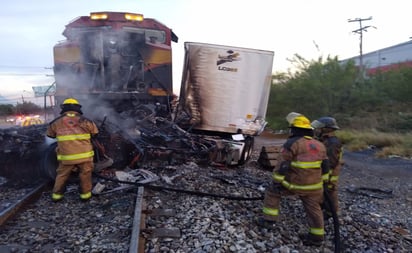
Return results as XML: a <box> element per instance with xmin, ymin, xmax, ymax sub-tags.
<box><xmin>0</xmin><ymin>113</ymin><xmax>238</xmax><ymax>183</ymax></box>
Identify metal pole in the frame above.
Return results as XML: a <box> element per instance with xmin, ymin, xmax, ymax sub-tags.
<box><xmin>44</xmin><ymin>82</ymin><xmax>56</xmax><ymax>122</ymax></box>
<box><xmin>348</xmin><ymin>17</ymin><xmax>374</xmax><ymax>80</ymax></box>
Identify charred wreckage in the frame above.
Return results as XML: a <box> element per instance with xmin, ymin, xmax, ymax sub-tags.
<box><xmin>0</xmin><ymin>11</ymin><xmax>274</xmax><ymax>192</ymax></box>
<box><xmin>0</xmin><ymin>109</ymin><xmax>248</xmax><ymax>184</ymax></box>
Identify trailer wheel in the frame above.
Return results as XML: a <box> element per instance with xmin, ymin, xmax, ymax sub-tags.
<box><xmin>239</xmin><ymin>136</ymin><xmax>254</xmax><ymax>165</ymax></box>
<box><xmin>42</xmin><ymin>142</ymin><xmax>78</xmax><ymax>183</ymax></box>
<box><xmin>40</xmin><ymin>142</ymin><xmax>103</xmax><ymax>183</ymax></box>
<box><xmin>42</xmin><ymin>142</ymin><xmax>58</xmax><ymax>180</ymax></box>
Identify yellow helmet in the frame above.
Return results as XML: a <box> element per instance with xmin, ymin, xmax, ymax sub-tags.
<box><xmin>60</xmin><ymin>97</ymin><xmax>83</xmax><ymax>114</ymax></box>
<box><xmin>62</xmin><ymin>98</ymin><xmax>80</xmax><ymax>105</ymax></box>
<box><xmin>286</xmin><ymin>112</ymin><xmax>313</xmax><ymax>129</ymax></box>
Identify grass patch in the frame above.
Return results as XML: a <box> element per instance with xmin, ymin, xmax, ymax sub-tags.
<box><xmin>337</xmin><ymin>130</ymin><xmax>412</xmax><ymax>158</ymax></box>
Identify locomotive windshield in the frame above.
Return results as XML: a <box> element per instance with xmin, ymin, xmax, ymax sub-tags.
<box><xmin>122</xmin><ymin>27</ymin><xmax>166</xmax><ymax>44</ymax></box>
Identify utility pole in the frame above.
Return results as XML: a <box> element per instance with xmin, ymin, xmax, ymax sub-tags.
<box><xmin>348</xmin><ymin>16</ymin><xmax>375</xmax><ymax>79</ymax></box>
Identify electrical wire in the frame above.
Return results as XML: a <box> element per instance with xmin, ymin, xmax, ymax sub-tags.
<box><xmin>93</xmin><ymin>171</ymin><xmax>341</xmax><ymax>252</ymax></box>
<box><xmin>93</xmin><ymin>171</ymin><xmax>264</xmax><ymax>201</ymax></box>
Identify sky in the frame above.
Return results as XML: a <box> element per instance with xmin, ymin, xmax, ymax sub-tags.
<box><xmin>0</xmin><ymin>0</ymin><xmax>411</xmax><ymax>105</ymax></box>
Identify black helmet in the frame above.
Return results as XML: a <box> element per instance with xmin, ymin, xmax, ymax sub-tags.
<box><xmin>311</xmin><ymin>116</ymin><xmax>339</xmax><ymax>130</ymax></box>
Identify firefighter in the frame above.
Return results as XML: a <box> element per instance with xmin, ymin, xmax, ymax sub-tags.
<box><xmin>311</xmin><ymin>116</ymin><xmax>343</xmax><ymax>217</ymax></box>
<box><xmin>256</xmin><ymin>112</ymin><xmax>330</xmax><ymax>246</ymax></box>
<box><xmin>46</xmin><ymin>98</ymin><xmax>99</xmax><ymax>202</ymax></box>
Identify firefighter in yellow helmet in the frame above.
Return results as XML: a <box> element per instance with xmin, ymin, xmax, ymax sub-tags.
<box><xmin>46</xmin><ymin>98</ymin><xmax>99</xmax><ymax>202</ymax></box>
<box><xmin>311</xmin><ymin>116</ymin><xmax>343</xmax><ymax>218</ymax></box>
<box><xmin>256</xmin><ymin>112</ymin><xmax>330</xmax><ymax>246</ymax></box>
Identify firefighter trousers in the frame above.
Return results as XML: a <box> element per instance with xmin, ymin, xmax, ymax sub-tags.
<box><xmin>325</xmin><ymin>181</ymin><xmax>339</xmax><ymax>214</ymax></box>
<box><xmin>53</xmin><ymin>161</ymin><xmax>93</xmax><ymax>195</ymax></box>
<box><xmin>262</xmin><ymin>182</ymin><xmax>324</xmax><ymax>239</ymax></box>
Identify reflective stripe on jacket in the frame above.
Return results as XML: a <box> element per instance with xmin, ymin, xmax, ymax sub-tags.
<box><xmin>291</xmin><ymin>160</ymin><xmax>322</xmax><ymax>169</ymax></box>
<box><xmin>272</xmin><ymin>172</ymin><xmax>323</xmax><ymax>191</ymax></box>
<box><xmin>56</xmin><ymin>133</ymin><xmax>91</xmax><ymax>142</ymax></box>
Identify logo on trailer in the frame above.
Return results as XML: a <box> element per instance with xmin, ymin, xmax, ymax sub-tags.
<box><xmin>217</xmin><ymin>50</ymin><xmax>240</xmax><ymax>72</ymax></box>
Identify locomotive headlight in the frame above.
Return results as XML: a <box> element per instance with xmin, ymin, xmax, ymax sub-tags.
<box><xmin>125</xmin><ymin>13</ymin><xmax>144</xmax><ymax>21</ymax></box>
<box><xmin>90</xmin><ymin>13</ymin><xmax>108</xmax><ymax>20</ymax></box>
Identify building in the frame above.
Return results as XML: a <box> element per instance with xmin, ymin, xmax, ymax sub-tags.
<box><xmin>342</xmin><ymin>40</ymin><xmax>412</xmax><ymax>75</ymax></box>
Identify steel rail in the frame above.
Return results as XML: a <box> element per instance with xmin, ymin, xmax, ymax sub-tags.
<box><xmin>0</xmin><ymin>181</ymin><xmax>48</xmax><ymax>226</ymax></box>
<box><xmin>129</xmin><ymin>186</ymin><xmax>145</xmax><ymax>253</ymax></box>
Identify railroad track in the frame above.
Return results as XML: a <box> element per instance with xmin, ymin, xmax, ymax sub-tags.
<box><xmin>0</xmin><ymin>158</ymin><xmax>270</xmax><ymax>253</ymax></box>
<box><xmin>0</xmin><ymin>180</ymin><xmax>49</xmax><ymax>227</ymax></box>
<box><xmin>0</xmin><ymin>180</ymin><xmax>183</xmax><ymax>253</ymax></box>
<box><xmin>1</xmin><ymin>132</ymin><xmax>411</xmax><ymax>252</ymax></box>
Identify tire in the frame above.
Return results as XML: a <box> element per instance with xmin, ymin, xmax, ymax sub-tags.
<box><xmin>42</xmin><ymin>142</ymin><xmax>80</xmax><ymax>183</ymax></box>
<box><xmin>42</xmin><ymin>142</ymin><xmax>58</xmax><ymax>180</ymax></box>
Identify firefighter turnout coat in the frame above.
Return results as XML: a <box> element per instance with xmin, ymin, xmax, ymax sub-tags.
<box><xmin>319</xmin><ymin>132</ymin><xmax>343</xmax><ymax>213</ymax></box>
<box><xmin>262</xmin><ymin>135</ymin><xmax>329</xmax><ymax>239</ymax></box>
<box><xmin>46</xmin><ymin>111</ymin><xmax>98</xmax><ymax>198</ymax></box>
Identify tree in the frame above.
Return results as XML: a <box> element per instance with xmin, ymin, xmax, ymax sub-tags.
<box><xmin>267</xmin><ymin>55</ymin><xmax>358</xmax><ymax>129</ymax></box>
<box><xmin>266</xmin><ymin>54</ymin><xmax>412</xmax><ymax>131</ymax></box>
<box><xmin>0</xmin><ymin>104</ymin><xmax>14</xmax><ymax>116</ymax></box>
<box><xmin>13</xmin><ymin>102</ymin><xmax>42</xmax><ymax>115</ymax></box>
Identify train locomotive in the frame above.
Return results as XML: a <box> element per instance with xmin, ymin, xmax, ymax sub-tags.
<box><xmin>53</xmin><ymin>11</ymin><xmax>178</xmax><ymax>115</ymax></box>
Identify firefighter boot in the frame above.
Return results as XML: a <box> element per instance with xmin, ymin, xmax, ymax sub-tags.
<box><xmin>299</xmin><ymin>233</ymin><xmax>324</xmax><ymax>246</ymax></box>
<box><xmin>80</xmin><ymin>192</ymin><xmax>92</xmax><ymax>201</ymax></box>
<box><xmin>255</xmin><ymin>217</ymin><xmax>276</xmax><ymax>229</ymax></box>
<box><xmin>52</xmin><ymin>193</ymin><xmax>64</xmax><ymax>202</ymax></box>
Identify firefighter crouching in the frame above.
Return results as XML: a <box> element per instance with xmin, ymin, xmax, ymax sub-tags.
<box><xmin>46</xmin><ymin>98</ymin><xmax>99</xmax><ymax>202</ymax></box>
<box><xmin>256</xmin><ymin>112</ymin><xmax>330</xmax><ymax>246</ymax></box>
<box><xmin>311</xmin><ymin>116</ymin><xmax>343</xmax><ymax>217</ymax></box>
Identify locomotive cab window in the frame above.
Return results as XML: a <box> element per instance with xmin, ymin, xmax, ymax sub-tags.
<box><xmin>123</xmin><ymin>27</ymin><xmax>166</xmax><ymax>44</ymax></box>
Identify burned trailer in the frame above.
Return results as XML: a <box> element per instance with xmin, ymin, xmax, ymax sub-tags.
<box><xmin>174</xmin><ymin>42</ymin><xmax>274</xmax><ymax>165</ymax></box>
<box><xmin>53</xmin><ymin>11</ymin><xmax>178</xmax><ymax>116</ymax></box>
